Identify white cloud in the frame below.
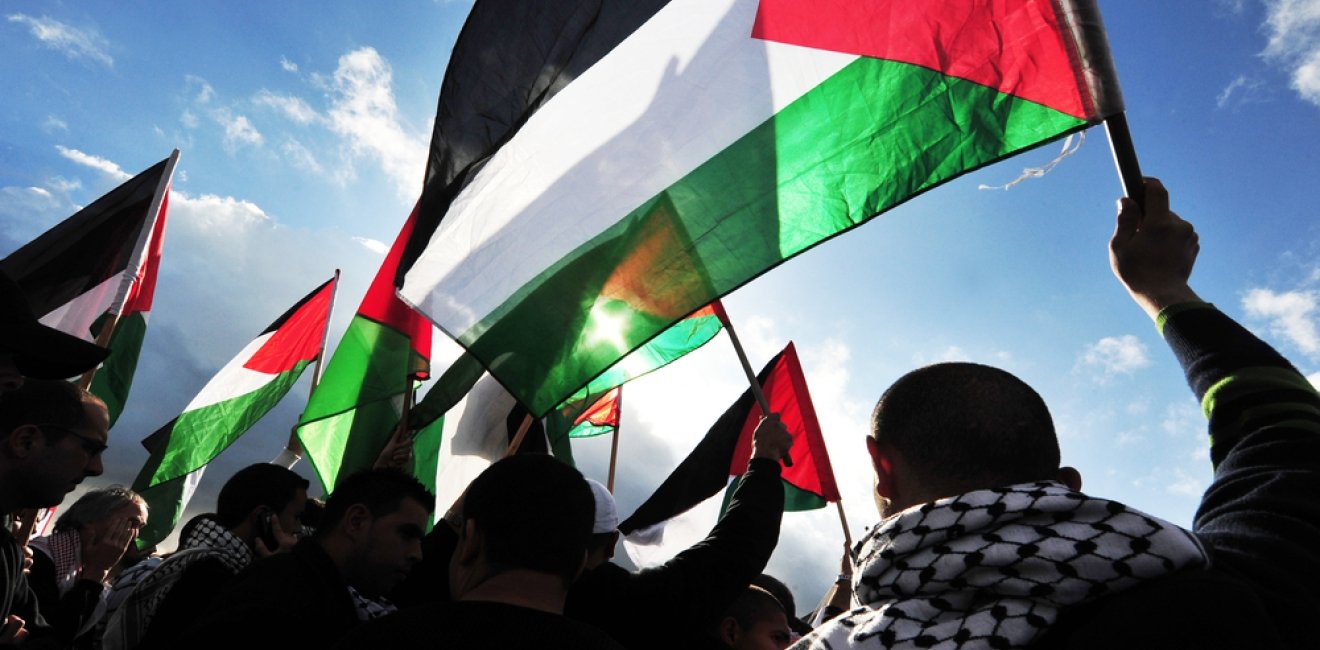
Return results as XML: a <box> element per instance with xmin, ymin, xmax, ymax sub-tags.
<box><xmin>280</xmin><ymin>138</ymin><xmax>324</xmax><ymax>174</ymax></box>
<box><xmin>26</xmin><ymin>187</ymin><xmax>51</xmax><ymax>198</ymax></box>
<box><xmin>1216</xmin><ymin>74</ymin><xmax>1267</xmax><ymax>108</ymax></box>
<box><xmin>352</xmin><ymin>236</ymin><xmax>389</xmax><ymax>255</ymax></box>
<box><xmin>1261</xmin><ymin>0</ymin><xmax>1320</xmax><ymax>108</ymax></box>
<box><xmin>180</xmin><ymin>110</ymin><xmax>199</xmax><ymax>129</ymax></box>
<box><xmin>55</xmin><ymin>145</ymin><xmax>131</xmax><ymax>181</ymax></box>
<box><xmin>7</xmin><ymin>14</ymin><xmax>113</xmax><ymax>67</ymax></box>
<box><xmin>253</xmin><ymin>90</ymin><xmax>320</xmax><ymax>125</ymax></box>
<box><xmin>1242</xmin><ymin>288</ymin><xmax>1320</xmax><ymax>357</ymax></box>
<box><xmin>42</xmin><ymin>115</ymin><xmax>68</xmax><ymax>132</ymax></box>
<box><xmin>1079</xmin><ymin>335</ymin><xmax>1150</xmax><ymax>378</ymax></box>
<box><xmin>1307</xmin><ymin>370</ymin><xmax>1320</xmax><ymax>389</ymax></box>
<box><xmin>326</xmin><ymin>47</ymin><xmax>427</xmax><ymax>201</ymax></box>
<box><xmin>211</xmin><ymin>109</ymin><xmax>264</xmax><ymax>150</ymax></box>
<box><xmin>1166</xmin><ymin>468</ymin><xmax>1208</xmax><ymax>497</ymax></box>
<box><xmin>280</xmin><ymin>56</ymin><xmax>299</xmax><ymax>73</ymax></box>
<box><xmin>186</xmin><ymin>75</ymin><xmax>216</xmax><ymax>104</ymax></box>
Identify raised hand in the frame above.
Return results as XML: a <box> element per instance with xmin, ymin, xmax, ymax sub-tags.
<box><xmin>751</xmin><ymin>413</ymin><xmax>794</xmax><ymax>462</ymax></box>
<box><xmin>81</xmin><ymin>517</ymin><xmax>135</xmax><ymax>583</ymax></box>
<box><xmin>1109</xmin><ymin>177</ymin><xmax>1203</xmax><ymax>319</ymax></box>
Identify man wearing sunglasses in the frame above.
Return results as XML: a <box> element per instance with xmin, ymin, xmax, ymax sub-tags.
<box><xmin>1</xmin><ymin>379</ymin><xmax>110</xmax><ymax>645</ymax></box>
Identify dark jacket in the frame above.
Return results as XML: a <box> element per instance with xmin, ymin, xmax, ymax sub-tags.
<box><xmin>565</xmin><ymin>457</ymin><xmax>784</xmax><ymax>650</ymax></box>
<box><xmin>175</xmin><ymin>540</ymin><xmax>359</xmax><ymax>649</ymax></box>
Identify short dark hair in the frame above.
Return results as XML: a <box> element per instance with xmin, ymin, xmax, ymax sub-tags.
<box><xmin>872</xmin><ymin>362</ymin><xmax>1059</xmax><ymax>492</ymax></box>
<box><xmin>214</xmin><ymin>463</ymin><xmax>311</xmax><ymax>528</ymax></box>
<box><xmin>462</xmin><ymin>454</ymin><xmax>592</xmax><ymax>584</ymax></box>
<box><xmin>0</xmin><ymin>378</ymin><xmax>96</xmax><ymax>438</ymax></box>
<box><xmin>724</xmin><ymin>584</ymin><xmax>787</xmax><ymax>629</ymax></box>
<box><xmin>319</xmin><ymin>468</ymin><xmax>434</xmax><ymax>536</ymax></box>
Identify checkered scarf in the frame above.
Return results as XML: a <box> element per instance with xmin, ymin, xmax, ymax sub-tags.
<box><xmin>347</xmin><ymin>585</ymin><xmax>398</xmax><ymax>621</ymax></box>
<box><xmin>102</xmin><ymin>517</ymin><xmax>254</xmax><ymax>650</ymax></box>
<box><xmin>28</xmin><ymin>530</ymin><xmax>83</xmax><ymax>593</ymax></box>
<box><xmin>793</xmin><ymin>481</ymin><xmax>1207</xmax><ymax>650</ymax></box>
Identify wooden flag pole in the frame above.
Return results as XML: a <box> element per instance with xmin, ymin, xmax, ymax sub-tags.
<box><xmin>1104</xmin><ymin>113</ymin><xmax>1146</xmax><ymax>211</ymax></box>
<box><xmin>285</xmin><ymin>269</ymin><xmax>341</xmax><ymax>459</ymax></box>
<box><xmin>77</xmin><ymin>313</ymin><xmax>121</xmax><ymax>390</ymax></box>
<box><xmin>835</xmin><ymin>500</ymin><xmax>854</xmax><ymax>550</ymax></box>
<box><xmin>503</xmin><ymin>413</ymin><xmax>535</xmax><ymax>457</ymax></box>
<box><xmin>606</xmin><ymin>389</ymin><xmax>624</xmax><ymax>493</ymax></box>
<box><xmin>720</xmin><ymin>310</ymin><xmax>792</xmax><ymax>467</ymax></box>
<box><xmin>396</xmin><ymin>376</ymin><xmax>417</xmax><ymax>442</ymax></box>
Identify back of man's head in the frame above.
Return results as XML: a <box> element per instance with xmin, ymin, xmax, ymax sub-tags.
<box><xmin>319</xmin><ymin>468</ymin><xmax>434</xmax><ymax>536</ymax></box>
<box><xmin>462</xmin><ymin>454</ymin><xmax>593</xmax><ymax>585</ymax></box>
<box><xmin>215</xmin><ymin>463</ymin><xmax>310</xmax><ymax>529</ymax></box>
<box><xmin>872</xmin><ymin>362</ymin><xmax>1059</xmax><ymax>494</ymax></box>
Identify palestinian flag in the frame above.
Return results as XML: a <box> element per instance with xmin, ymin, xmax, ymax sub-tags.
<box><xmin>297</xmin><ymin>205</ymin><xmax>433</xmax><ymax>492</ymax></box>
<box><xmin>398</xmin><ymin>0</ymin><xmax>1124</xmax><ymax>416</ymax></box>
<box><xmin>549</xmin><ymin>386</ymin><xmax>622</xmax><ymax>440</ymax></box>
<box><xmin>132</xmin><ymin>277</ymin><xmax>336</xmax><ymax>548</ymax></box>
<box><xmin>618</xmin><ymin>342</ymin><xmax>839</xmax><ymax>558</ymax></box>
<box><xmin>1</xmin><ymin>150</ymin><xmax>179</xmax><ymax>424</ymax></box>
<box><xmin>412</xmin><ymin>371</ymin><xmax>549</xmax><ymax>516</ymax></box>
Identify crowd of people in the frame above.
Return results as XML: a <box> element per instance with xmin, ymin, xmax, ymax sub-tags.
<box><xmin>2</xmin><ymin>178</ymin><xmax>1316</xmax><ymax>648</ymax></box>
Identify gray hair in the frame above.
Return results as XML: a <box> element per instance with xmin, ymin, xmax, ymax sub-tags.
<box><xmin>53</xmin><ymin>486</ymin><xmax>145</xmax><ymax>533</ymax></box>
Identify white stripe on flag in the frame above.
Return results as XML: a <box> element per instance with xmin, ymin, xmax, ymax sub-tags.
<box><xmin>182</xmin><ymin>334</ymin><xmax>278</xmax><ymax>412</ymax></box>
<box><xmin>401</xmin><ymin>0</ymin><xmax>853</xmax><ymax>331</ymax></box>
<box><xmin>431</xmin><ymin>374</ymin><xmax>519</xmax><ymax>510</ymax></box>
<box><xmin>38</xmin><ymin>271</ymin><xmax>127</xmax><ymax>342</ymax></box>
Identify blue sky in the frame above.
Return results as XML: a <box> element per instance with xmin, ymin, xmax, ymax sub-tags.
<box><xmin>3</xmin><ymin>1</ymin><xmax>1319</xmax><ymax>612</ymax></box>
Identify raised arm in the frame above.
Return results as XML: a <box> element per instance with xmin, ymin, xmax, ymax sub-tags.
<box><xmin>1111</xmin><ymin>178</ymin><xmax>1320</xmax><ymax>648</ymax></box>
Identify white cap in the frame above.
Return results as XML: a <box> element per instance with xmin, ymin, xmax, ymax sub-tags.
<box><xmin>585</xmin><ymin>478</ymin><xmax>619</xmax><ymax>534</ymax></box>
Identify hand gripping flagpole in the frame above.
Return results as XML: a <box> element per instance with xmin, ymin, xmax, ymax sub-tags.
<box><xmin>716</xmin><ymin>303</ymin><xmax>792</xmax><ymax>467</ymax></box>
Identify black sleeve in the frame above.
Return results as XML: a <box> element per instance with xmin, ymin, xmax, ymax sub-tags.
<box><xmin>1160</xmin><ymin>302</ymin><xmax>1320</xmax><ymax>647</ymax></box>
<box><xmin>625</xmin><ymin>458</ymin><xmax>785</xmax><ymax>626</ymax></box>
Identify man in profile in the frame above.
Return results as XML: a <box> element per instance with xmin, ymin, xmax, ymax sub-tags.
<box><xmin>0</xmin><ymin>380</ymin><xmax>110</xmax><ymax>644</ymax></box>
<box><xmin>177</xmin><ymin>468</ymin><xmax>432</xmax><ymax>648</ymax></box>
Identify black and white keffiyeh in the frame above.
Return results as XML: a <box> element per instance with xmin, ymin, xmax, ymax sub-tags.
<box><xmin>102</xmin><ymin>516</ymin><xmax>254</xmax><ymax>650</ymax></box>
<box><xmin>793</xmin><ymin>481</ymin><xmax>1207</xmax><ymax>650</ymax></box>
<box><xmin>347</xmin><ymin>585</ymin><xmax>398</xmax><ymax>621</ymax></box>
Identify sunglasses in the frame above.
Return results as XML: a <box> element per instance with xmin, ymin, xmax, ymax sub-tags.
<box><xmin>38</xmin><ymin>424</ymin><xmax>108</xmax><ymax>456</ymax></box>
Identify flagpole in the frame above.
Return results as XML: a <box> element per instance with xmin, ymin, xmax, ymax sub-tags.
<box><xmin>834</xmin><ymin>500</ymin><xmax>854</xmax><ymax>549</ymax></box>
<box><xmin>396</xmin><ymin>375</ymin><xmax>417</xmax><ymax>442</ymax></box>
<box><xmin>720</xmin><ymin>309</ymin><xmax>793</xmax><ymax>467</ymax></box>
<box><xmin>504</xmin><ymin>413</ymin><xmax>535</xmax><ymax>457</ymax></box>
<box><xmin>77</xmin><ymin>313</ymin><xmax>121</xmax><ymax>390</ymax></box>
<box><xmin>1103</xmin><ymin>113</ymin><xmax>1145</xmax><ymax>211</ymax></box>
<box><xmin>606</xmin><ymin>388</ymin><xmax>623</xmax><ymax>493</ymax></box>
<box><xmin>285</xmin><ymin>269</ymin><xmax>341</xmax><ymax>461</ymax></box>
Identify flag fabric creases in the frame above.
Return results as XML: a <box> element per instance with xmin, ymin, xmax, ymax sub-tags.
<box><xmin>618</xmin><ymin>341</ymin><xmax>839</xmax><ymax>564</ymax></box>
<box><xmin>132</xmin><ymin>276</ymin><xmax>337</xmax><ymax>548</ymax></box>
<box><xmin>1</xmin><ymin>150</ymin><xmax>179</xmax><ymax>425</ymax></box>
<box><xmin>297</xmin><ymin>205</ymin><xmax>433</xmax><ymax>492</ymax></box>
<box><xmin>399</xmin><ymin>0</ymin><xmax>1123</xmax><ymax>416</ymax></box>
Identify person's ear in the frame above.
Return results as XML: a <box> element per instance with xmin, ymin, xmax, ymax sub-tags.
<box><xmin>866</xmin><ymin>437</ymin><xmax>897</xmax><ymax>499</ymax></box>
<box><xmin>717</xmin><ymin>617</ymin><xmax>740</xmax><ymax>646</ymax></box>
<box><xmin>342</xmin><ymin>503</ymin><xmax>373</xmax><ymax>540</ymax></box>
<box><xmin>5</xmin><ymin>424</ymin><xmax>43</xmax><ymax>459</ymax></box>
<box><xmin>1056</xmin><ymin>466</ymin><xmax>1083</xmax><ymax>491</ymax></box>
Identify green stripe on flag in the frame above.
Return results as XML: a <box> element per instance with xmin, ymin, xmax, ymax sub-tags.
<box><xmin>89</xmin><ymin>310</ymin><xmax>148</xmax><ymax>427</ymax></box>
<box><xmin>298</xmin><ymin>315</ymin><xmax>419</xmax><ymax>491</ymax></box>
<box><xmin>460</xmin><ymin>58</ymin><xmax>1088</xmax><ymax>414</ymax></box>
<box><xmin>149</xmin><ymin>361</ymin><xmax>312</xmax><ymax>487</ymax></box>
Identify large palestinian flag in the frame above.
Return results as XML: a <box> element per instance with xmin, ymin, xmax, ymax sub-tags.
<box><xmin>398</xmin><ymin>0</ymin><xmax>1124</xmax><ymax>416</ymax></box>
<box><xmin>618</xmin><ymin>341</ymin><xmax>839</xmax><ymax>563</ymax></box>
<box><xmin>297</xmin><ymin>205</ymin><xmax>432</xmax><ymax>492</ymax></box>
<box><xmin>132</xmin><ymin>277</ymin><xmax>336</xmax><ymax>548</ymax></box>
<box><xmin>1</xmin><ymin>150</ymin><xmax>179</xmax><ymax>425</ymax></box>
